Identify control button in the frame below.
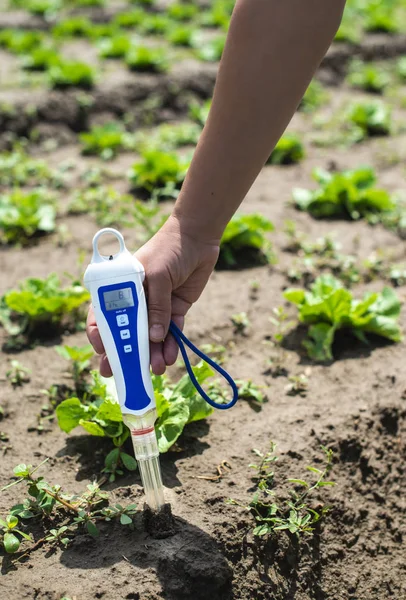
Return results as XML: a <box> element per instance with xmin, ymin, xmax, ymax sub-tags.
<box><xmin>120</xmin><ymin>329</ymin><xmax>130</xmax><ymax>340</ymax></box>
<box><xmin>116</xmin><ymin>314</ymin><xmax>129</xmax><ymax>327</ymax></box>
<box><xmin>123</xmin><ymin>345</ymin><xmax>132</xmax><ymax>353</ymax></box>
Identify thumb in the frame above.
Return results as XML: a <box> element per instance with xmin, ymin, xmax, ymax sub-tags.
<box><xmin>146</xmin><ymin>271</ymin><xmax>172</xmax><ymax>342</ymax></box>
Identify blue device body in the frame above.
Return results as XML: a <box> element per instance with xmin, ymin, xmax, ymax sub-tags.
<box><xmin>97</xmin><ymin>281</ymin><xmax>151</xmax><ymax>412</ymax></box>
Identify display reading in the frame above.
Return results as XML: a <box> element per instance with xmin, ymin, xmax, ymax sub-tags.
<box><xmin>103</xmin><ymin>287</ymin><xmax>134</xmax><ymax>311</ymax></box>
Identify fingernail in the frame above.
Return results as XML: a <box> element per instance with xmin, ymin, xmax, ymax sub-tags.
<box><xmin>150</xmin><ymin>324</ymin><xmax>165</xmax><ymax>342</ymax></box>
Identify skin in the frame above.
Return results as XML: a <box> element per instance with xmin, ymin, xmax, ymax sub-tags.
<box><xmin>87</xmin><ymin>0</ymin><xmax>347</xmax><ymax>376</ymax></box>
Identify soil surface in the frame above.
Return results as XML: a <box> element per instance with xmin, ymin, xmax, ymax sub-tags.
<box><xmin>1</xmin><ymin>4</ymin><xmax>406</xmax><ymax>600</ymax></box>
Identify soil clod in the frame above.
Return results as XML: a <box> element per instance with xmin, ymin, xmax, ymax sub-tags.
<box><xmin>143</xmin><ymin>503</ymin><xmax>176</xmax><ymax>539</ymax></box>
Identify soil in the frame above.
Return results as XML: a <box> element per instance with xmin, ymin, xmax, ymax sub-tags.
<box><xmin>1</xmin><ymin>5</ymin><xmax>406</xmax><ymax>600</ymax></box>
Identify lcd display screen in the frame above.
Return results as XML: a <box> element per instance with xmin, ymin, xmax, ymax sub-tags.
<box><xmin>103</xmin><ymin>287</ymin><xmax>134</xmax><ymax>311</ymax></box>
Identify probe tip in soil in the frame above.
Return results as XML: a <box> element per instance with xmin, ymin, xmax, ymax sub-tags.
<box><xmin>143</xmin><ymin>503</ymin><xmax>176</xmax><ymax>539</ymax></box>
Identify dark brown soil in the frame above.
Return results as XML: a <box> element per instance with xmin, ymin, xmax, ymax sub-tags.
<box><xmin>1</xmin><ymin>6</ymin><xmax>406</xmax><ymax>600</ymax></box>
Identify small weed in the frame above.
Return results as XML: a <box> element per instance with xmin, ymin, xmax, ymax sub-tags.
<box><xmin>6</xmin><ymin>361</ymin><xmax>31</xmax><ymax>387</ymax></box>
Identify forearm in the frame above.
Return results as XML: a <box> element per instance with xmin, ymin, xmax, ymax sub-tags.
<box><xmin>173</xmin><ymin>0</ymin><xmax>346</xmax><ymax>242</ymax></box>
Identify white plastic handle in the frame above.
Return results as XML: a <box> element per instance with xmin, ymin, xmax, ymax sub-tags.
<box><xmin>91</xmin><ymin>228</ymin><xmax>127</xmax><ymax>264</ymax></box>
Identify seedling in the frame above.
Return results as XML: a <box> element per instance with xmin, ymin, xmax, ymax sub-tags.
<box><xmin>267</xmin><ymin>134</ymin><xmax>305</xmax><ymax>165</ymax></box>
<box><xmin>0</xmin><ymin>462</ymin><xmax>138</xmax><ymax>555</ymax></box>
<box><xmin>0</xmin><ymin>29</ymin><xmax>43</xmax><ymax>54</ymax></box>
<box><xmin>284</xmin><ymin>274</ymin><xmax>402</xmax><ymax>362</ymax></box>
<box><xmin>285</xmin><ymin>371</ymin><xmax>310</xmax><ymax>397</ymax></box>
<box><xmin>219</xmin><ymin>213</ymin><xmax>274</xmax><ymax>267</ymax></box>
<box><xmin>200</xmin><ymin>0</ymin><xmax>233</xmax><ymax>29</ymax></box>
<box><xmin>55</xmin><ymin>344</ymin><xmax>94</xmax><ymax>396</ymax></box>
<box><xmin>231</xmin><ymin>312</ymin><xmax>250</xmax><ymax>335</ymax></box>
<box><xmin>166</xmin><ymin>25</ymin><xmax>197</xmax><ymax>47</ymax></box>
<box><xmin>228</xmin><ymin>444</ymin><xmax>335</xmax><ymax>538</ymax></box>
<box><xmin>236</xmin><ymin>380</ymin><xmax>267</xmax><ymax>404</ymax></box>
<box><xmin>136</xmin><ymin>122</ymin><xmax>201</xmax><ymax>151</ymax></box>
<box><xmin>293</xmin><ymin>166</ymin><xmax>395</xmax><ymax>220</ymax></box>
<box><xmin>6</xmin><ymin>360</ymin><xmax>31</xmax><ymax>387</ymax></box>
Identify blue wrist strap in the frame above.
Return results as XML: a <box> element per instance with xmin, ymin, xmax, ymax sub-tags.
<box><xmin>169</xmin><ymin>320</ymin><xmax>239</xmax><ymax>410</ymax></box>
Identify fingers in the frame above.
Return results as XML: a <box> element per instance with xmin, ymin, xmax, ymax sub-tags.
<box><xmin>145</xmin><ymin>272</ymin><xmax>173</xmax><ymax>343</ymax></box>
<box><xmin>100</xmin><ymin>353</ymin><xmax>113</xmax><ymax>377</ymax></box>
<box><xmin>150</xmin><ymin>342</ymin><xmax>167</xmax><ymax>376</ymax></box>
<box><xmin>86</xmin><ymin>305</ymin><xmax>105</xmax><ymax>355</ymax></box>
<box><xmin>163</xmin><ymin>314</ymin><xmax>185</xmax><ymax>367</ymax></box>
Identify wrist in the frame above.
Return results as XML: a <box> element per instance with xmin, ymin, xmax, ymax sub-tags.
<box><xmin>169</xmin><ymin>205</ymin><xmax>223</xmax><ymax>247</ymax></box>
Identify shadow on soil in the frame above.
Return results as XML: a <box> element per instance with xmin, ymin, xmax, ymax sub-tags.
<box><xmin>282</xmin><ymin>325</ymin><xmax>395</xmax><ymax>364</ymax></box>
<box><xmin>58</xmin><ymin>514</ymin><xmax>233</xmax><ymax>600</ymax></box>
<box><xmin>55</xmin><ymin>421</ymin><xmax>210</xmax><ymax>489</ymax></box>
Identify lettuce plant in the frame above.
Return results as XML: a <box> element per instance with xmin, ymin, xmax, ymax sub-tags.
<box><xmin>219</xmin><ymin>214</ymin><xmax>274</xmax><ymax>267</ymax></box>
<box><xmin>128</xmin><ymin>149</ymin><xmax>190</xmax><ymax>196</ymax></box>
<box><xmin>0</xmin><ymin>29</ymin><xmax>43</xmax><ymax>54</ymax></box>
<box><xmin>113</xmin><ymin>10</ymin><xmax>145</xmax><ymax>28</ymax></box>
<box><xmin>347</xmin><ymin>60</ymin><xmax>390</xmax><ymax>94</ymax></box>
<box><xmin>348</xmin><ymin>101</ymin><xmax>392</xmax><ymax>137</ymax></box>
<box><xmin>166</xmin><ymin>25</ymin><xmax>197</xmax><ymax>47</ymax></box>
<box><xmin>52</xmin><ymin>18</ymin><xmax>93</xmax><ymax>39</ymax></box>
<box><xmin>48</xmin><ymin>61</ymin><xmax>95</xmax><ymax>89</ymax></box>
<box><xmin>0</xmin><ymin>149</ymin><xmax>52</xmax><ymax>186</ymax></box>
<box><xmin>98</xmin><ymin>35</ymin><xmax>131</xmax><ymax>59</ymax></box>
<box><xmin>1</xmin><ymin>274</ymin><xmax>90</xmax><ymax>338</ymax></box>
<box><xmin>284</xmin><ymin>274</ymin><xmax>402</xmax><ymax>361</ymax></box>
<box><xmin>79</xmin><ymin>123</ymin><xmax>132</xmax><ymax>159</ymax></box>
<box><xmin>135</xmin><ymin>122</ymin><xmax>200</xmax><ymax>151</ymax></box>
<box><xmin>0</xmin><ymin>190</ymin><xmax>56</xmax><ymax>245</ymax></box>
<box><xmin>267</xmin><ymin>134</ymin><xmax>305</xmax><ymax>165</ymax></box>
<box><xmin>125</xmin><ymin>46</ymin><xmax>168</xmax><ymax>73</ymax></box>
<box><xmin>21</xmin><ymin>46</ymin><xmax>61</xmax><ymax>71</ymax></box>
<box><xmin>56</xmin><ymin>362</ymin><xmax>214</xmax><ymax>476</ymax></box>
<box><xmin>168</xmin><ymin>2</ymin><xmax>199</xmax><ymax>21</ymax></box>
<box><xmin>293</xmin><ymin>167</ymin><xmax>395</xmax><ymax>220</ymax></box>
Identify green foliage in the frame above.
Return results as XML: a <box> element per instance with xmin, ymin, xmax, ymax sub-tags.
<box><xmin>348</xmin><ymin>101</ymin><xmax>392</xmax><ymax>137</ymax></box>
<box><xmin>56</xmin><ymin>344</ymin><xmax>93</xmax><ymax>396</ymax></box>
<box><xmin>365</xmin><ymin>2</ymin><xmax>399</xmax><ymax>33</ymax></box>
<box><xmin>79</xmin><ymin>123</ymin><xmax>133</xmax><ymax>159</ymax></box>
<box><xmin>0</xmin><ymin>29</ymin><xmax>43</xmax><ymax>54</ymax></box>
<box><xmin>55</xmin><ymin>363</ymin><xmax>214</xmax><ymax>479</ymax></box>
<box><xmin>168</xmin><ymin>2</ymin><xmax>199</xmax><ymax>21</ymax></box>
<box><xmin>197</xmin><ymin>34</ymin><xmax>226</xmax><ymax>62</ymax></box>
<box><xmin>201</xmin><ymin>0</ymin><xmax>233</xmax><ymax>29</ymax></box>
<box><xmin>68</xmin><ymin>185</ymin><xmax>166</xmax><ymax>235</ymax></box>
<box><xmin>284</xmin><ymin>274</ymin><xmax>402</xmax><ymax>361</ymax></box>
<box><xmin>6</xmin><ymin>360</ymin><xmax>31</xmax><ymax>387</ymax></box>
<box><xmin>347</xmin><ymin>60</ymin><xmax>390</xmax><ymax>94</ymax></box>
<box><xmin>98</xmin><ymin>35</ymin><xmax>131</xmax><ymax>59</ymax></box>
<box><xmin>52</xmin><ymin>18</ymin><xmax>93</xmax><ymax>39</ymax></box>
<box><xmin>113</xmin><ymin>10</ymin><xmax>145</xmax><ymax>28</ymax></box>
<box><xmin>219</xmin><ymin>214</ymin><xmax>274</xmax><ymax>267</ymax></box>
<box><xmin>397</xmin><ymin>57</ymin><xmax>406</xmax><ymax>80</ymax></box>
<box><xmin>166</xmin><ymin>25</ymin><xmax>197</xmax><ymax>47</ymax></box>
<box><xmin>189</xmin><ymin>99</ymin><xmax>211</xmax><ymax>126</ymax></box>
<box><xmin>267</xmin><ymin>134</ymin><xmax>305</xmax><ymax>165</ymax></box>
<box><xmin>1</xmin><ymin>274</ymin><xmax>89</xmax><ymax>338</ymax></box>
<box><xmin>293</xmin><ymin>167</ymin><xmax>394</xmax><ymax>220</ymax></box>
<box><xmin>48</xmin><ymin>60</ymin><xmax>95</xmax><ymax>89</ymax></box>
<box><xmin>11</xmin><ymin>0</ymin><xmax>62</xmax><ymax>17</ymax></box>
<box><xmin>125</xmin><ymin>46</ymin><xmax>168</xmax><ymax>73</ymax></box>
<box><xmin>0</xmin><ymin>148</ymin><xmax>54</xmax><ymax>186</ymax></box>
<box><xmin>0</xmin><ymin>462</ymin><xmax>137</xmax><ymax>554</ymax></box>
<box><xmin>0</xmin><ymin>189</ymin><xmax>56</xmax><ymax>245</ymax></box>
<box><xmin>231</xmin><ymin>312</ymin><xmax>250</xmax><ymax>335</ymax></box>
<box><xmin>229</xmin><ymin>444</ymin><xmax>335</xmax><ymax>538</ymax></box>
<box><xmin>128</xmin><ymin>149</ymin><xmax>190</xmax><ymax>196</ymax></box>
<box><xmin>21</xmin><ymin>46</ymin><xmax>61</xmax><ymax>71</ymax></box>
<box><xmin>136</xmin><ymin>122</ymin><xmax>201</xmax><ymax>151</ymax></box>
<box><xmin>300</xmin><ymin>79</ymin><xmax>329</xmax><ymax>113</ymax></box>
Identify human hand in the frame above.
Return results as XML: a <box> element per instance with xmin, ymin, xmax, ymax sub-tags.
<box><xmin>86</xmin><ymin>214</ymin><xmax>220</xmax><ymax>376</ymax></box>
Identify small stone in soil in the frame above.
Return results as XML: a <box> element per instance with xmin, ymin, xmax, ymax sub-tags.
<box><xmin>143</xmin><ymin>503</ymin><xmax>176</xmax><ymax>539</ymax></box>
